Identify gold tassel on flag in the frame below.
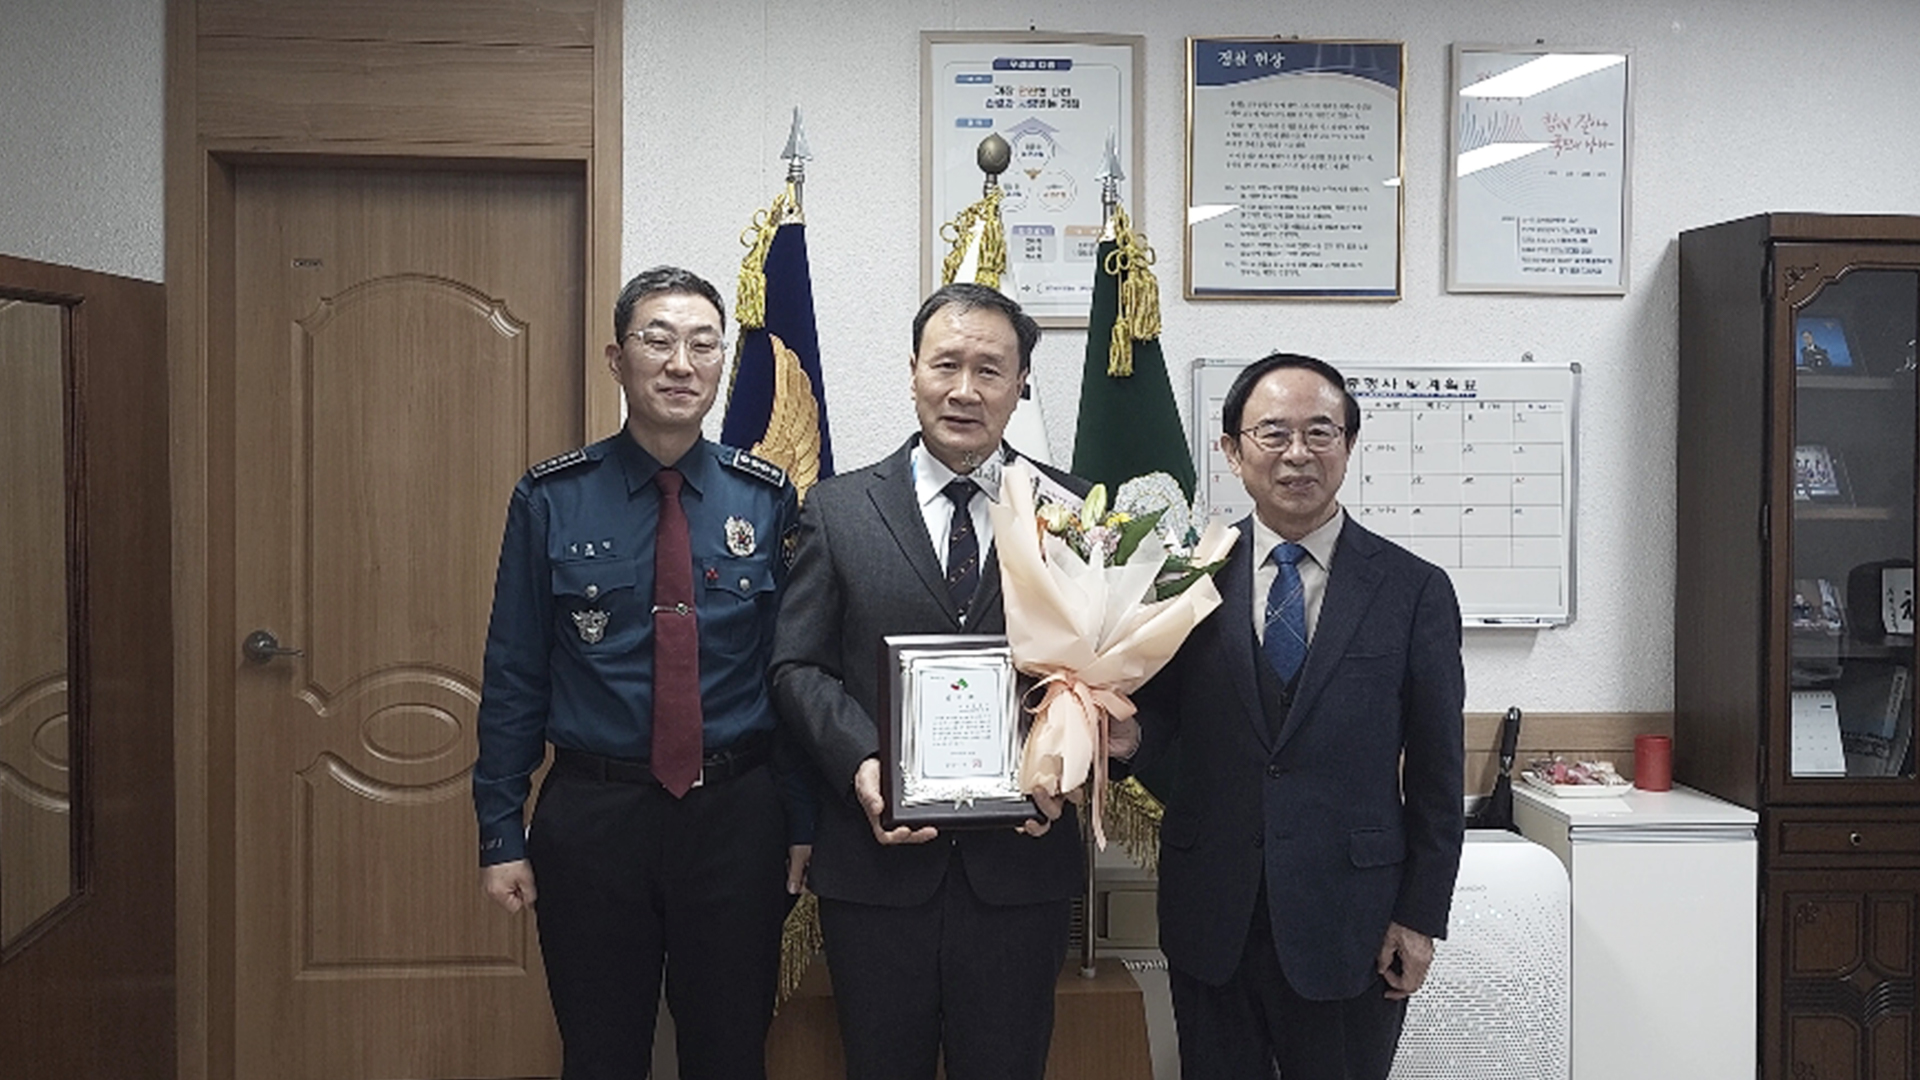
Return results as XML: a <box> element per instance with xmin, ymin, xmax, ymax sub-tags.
<box><xmin>939</xmin><ymin>185</ymin><xmax>1008</xmax><ymax>290</ymax></box>
<box><xmin>735</xmin><ymin>182</ymin><xmax>800</xmax><ymax>332</ymax></box>
<box><xmin>1103</xmin><ymin>204</ymin><xmax>1162</xmax><ymax>378</ymax></box>
<box><xmin>1103</xmin><ymin>776</ymin><xmax>1165</xmax><ymax>875</ymax></box>
<box><xmin>775</xmin><ymin>891</ymin><xmax>825</xmax><ymax>1012</ymax></box>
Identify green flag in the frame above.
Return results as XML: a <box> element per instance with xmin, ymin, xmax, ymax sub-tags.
<box><xmin>1071</xmin><ymin>239</ymin><xmax>1196</xmax><ymax>499</ymax></box>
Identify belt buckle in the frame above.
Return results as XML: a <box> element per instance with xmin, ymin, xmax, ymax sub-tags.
<box><xmin>689</xmin><ymin>764</ymin><xmax>706</xmax><ymax>790</ymax></box>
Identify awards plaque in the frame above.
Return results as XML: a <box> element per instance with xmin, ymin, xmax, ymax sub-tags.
<box><xmin>877</xmin><ymin>634</ymin><xmax>1035</xmax><ymax>828</ymax></box>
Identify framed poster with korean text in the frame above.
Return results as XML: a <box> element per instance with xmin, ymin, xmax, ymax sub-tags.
<box><xmin>1447</xmin><ymin>45</ymin><xmax>1632</xmax><ymax>294</ymax></box>
<box><xmin>1185</xmin><ymin>38</ymin><xmax>1405</xmax><ymax>300</ymax></box>
<box><xmin>922</xmin><ymin>31</ymin><xmax>1143</xmax><ymax>327</ymax></box>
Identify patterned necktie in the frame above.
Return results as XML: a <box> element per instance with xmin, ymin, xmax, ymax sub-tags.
<box><xmin>1262</xmin><ymin>542</ymin><xmax>1309</xmax><ymax>686</ymax></box>
<box><xmin>943</xmin><ymin>478</ymin><xmax>981</xmax><ymax>623</ymax></box>
<box><xmin>650</xmin><ymin>468</ymin><xmax>702</xmax><ymax>796</ymax></box>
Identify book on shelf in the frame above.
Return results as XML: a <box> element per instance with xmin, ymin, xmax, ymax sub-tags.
<box><xmin>1838</xmin><ymin>665</ymin><xmax>1911</xmax><ymax>777</ymax></box>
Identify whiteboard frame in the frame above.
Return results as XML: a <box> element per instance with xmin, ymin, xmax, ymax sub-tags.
<box><xmin>1190</xmin><ymin>358</ymin><xmax>1579</xmax><ymax>627</ymax></box>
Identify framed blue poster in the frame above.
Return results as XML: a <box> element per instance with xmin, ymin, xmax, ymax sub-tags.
<box><xmin>1184</xmin><ymin>38</ymin><xmax>1406</xmax><ymax>300</ymax></box>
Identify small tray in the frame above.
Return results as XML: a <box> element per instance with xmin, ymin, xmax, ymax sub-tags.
<box><xmin>1521</xmin><ymin>770</ymin><xmax>1631</xmax><ymax>798</ymax></box>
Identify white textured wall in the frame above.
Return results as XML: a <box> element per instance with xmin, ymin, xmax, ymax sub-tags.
<box><xmin>625</xmin><ymin>0</ymin><xmax>1920</xmax><ymax>714</ymax></box>
<box><xmin>6</xmin><ymin>1</ymin><xmax>1919</xmax><ymax>714</ymax></box>
<box><xmin>0</xmin><ymin>0</ymin><xmax>164</xmax><ymax>281</ymax></box>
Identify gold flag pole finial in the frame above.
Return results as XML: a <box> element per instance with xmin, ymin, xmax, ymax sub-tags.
<box><xmin>939</xmin><ymin>133</ymin><xmax>1011</xmax><ymax>289</ymax></box>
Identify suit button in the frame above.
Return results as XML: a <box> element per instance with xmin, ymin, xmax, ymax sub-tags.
<box><xmin>1252</xmin><ymin>832</ymin><xmax>1264</xmax><ymax>848</ymax></box>
<box><xmin>1266</xmin><ymin>763</ymin><xmax>1283</xmax><ymax>779</ymax></box>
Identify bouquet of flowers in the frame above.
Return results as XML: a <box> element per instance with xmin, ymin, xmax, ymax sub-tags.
<box><xmin>988</xmin><ymin>460</ymin><xmax>1237</xmax><ymax>846</ymax></box>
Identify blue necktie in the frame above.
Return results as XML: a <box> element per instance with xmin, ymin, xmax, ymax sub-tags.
<box><xmin>1263</xmin><ymin>542</ymin><xmax>1309</xmax><ymax>685</ymax></box>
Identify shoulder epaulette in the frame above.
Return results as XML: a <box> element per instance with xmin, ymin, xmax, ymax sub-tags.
<box><xmin>528</xmin><ymin>447</ymin><xmax>591</xmax><ymax>480</ymax></box>
<box><xmin>725</xmin><ymin>447</ymin><xmax>788</xmax><ymax>488</ymax></box>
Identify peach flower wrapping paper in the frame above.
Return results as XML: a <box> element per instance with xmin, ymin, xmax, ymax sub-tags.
<box><xmin>988</xmin><ymin>460</ymin><xmax>1238</xmax><ymax>846</ymax></box>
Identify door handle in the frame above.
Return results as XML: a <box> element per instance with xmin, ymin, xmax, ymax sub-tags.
<box><xmin>242</xmin><ymin>629</ymin><xmax>305</xmax><ymax>664</ymax></box>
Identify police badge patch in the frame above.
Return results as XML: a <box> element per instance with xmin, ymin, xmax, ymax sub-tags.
<box><xmin>724</xmin><ymin>516</ymin><xmax>756</xmax><ymax>557</ymax></box>
<box><xmin>572</xmin><ymin>609</ymin><xmax>609</xmax><ymax>644</ymax></box>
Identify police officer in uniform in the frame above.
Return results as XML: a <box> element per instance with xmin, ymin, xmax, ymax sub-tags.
<box><xmin>473</xmin><ymin>265</ymin><xmax>807</xmax><ymax>1080</ymax></box>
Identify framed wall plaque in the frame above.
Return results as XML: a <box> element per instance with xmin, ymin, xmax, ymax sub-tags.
<box><xmin>922</xmin><ymin>31</ymin><xmax>1143</xmax><ymax>326</ymax></box>
<box><xmin>1447</xmin><ymin>45</ymin><xmax>1632</xmax><ymax>294</ymax></box>
<box><xmin>1185</xmin><ymin>37</ymin><xmax>1406</xmax><ymax>300</ymax></box>
<box><xmin>876</xmin><ymin>634</ymin><xmax>1034</xmax><ymax>828</ymax></box>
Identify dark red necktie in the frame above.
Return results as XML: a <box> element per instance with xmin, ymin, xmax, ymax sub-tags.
<box><xmin>651</xmin><ymin>468</ymin><xmax>702</xmax><ymax>796</ymax></box>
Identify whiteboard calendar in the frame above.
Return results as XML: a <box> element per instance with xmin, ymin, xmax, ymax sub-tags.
<box><xmin>1191</xmin><ymin>360</ymin><xmax>1578</xmax><ymax>626</ymax></box>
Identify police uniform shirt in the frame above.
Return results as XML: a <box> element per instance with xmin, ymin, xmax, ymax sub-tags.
<box><xmin>473</xmin><ymin>432</ymin><xmax>798</xmax><ymax>865</ymax></box>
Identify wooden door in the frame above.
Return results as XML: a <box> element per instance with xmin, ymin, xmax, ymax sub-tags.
<box><xmin>1768</xmin><ymin>865</ymin><xmax>1920</xmax><ymax>1080</ymax></box>
<box><xmin>229</xmin><ymin>165</ymin><xmax>583</xmax><ymax>1078</ymax></box>
<box><xmin>0</xmin><ymin>255</ymin><xmax>172</xmax><ymax>1078</ymax></box>
<box><xmin>0</xmin><ymin>297</ymin><xmax>71</xmax><ymax>946</ymax></box>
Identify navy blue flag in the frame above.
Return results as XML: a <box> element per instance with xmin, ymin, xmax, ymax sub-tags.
<box><xmin>723</xmin><ymin>220</ymin><xmax>833</xmax><ymax>490</ymax></box>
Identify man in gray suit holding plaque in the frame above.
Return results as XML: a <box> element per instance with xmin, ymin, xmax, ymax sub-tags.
<box><xmin>1132</xmin><ymin>352</ymin><xmax>1466</xmax><ymax>1080</ymax></box>
<box><xmin>770</xmin><ymin>283</ymin><xmax>1093</xmax><ymax>1080</ymax></box>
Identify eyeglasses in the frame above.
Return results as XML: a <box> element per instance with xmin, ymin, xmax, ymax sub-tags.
<box><xmin>624</xmin><ymin>330</ymin><xmax>727</xmax><ymax>368</ymax></box>
<box><xmin>1238</xmin><ymin>421</ymin><xmax>1346</xmax><ymax>453</ymax></box>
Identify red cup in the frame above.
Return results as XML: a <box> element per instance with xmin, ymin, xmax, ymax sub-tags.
<box><xmin>1634</xmin><ymin>734</ymin><xmax>1673</xmax><ymax>791</ymax></box>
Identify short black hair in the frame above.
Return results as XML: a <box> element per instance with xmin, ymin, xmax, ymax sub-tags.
<box><xmin>1220</xmin><ymin>352</ymin><xmax>1360</xmax><ymax>446</ymax></box>
<box><xmin>612</xmin><ymin>265</ymin><xmax>727</xmax><ymax>341</ymax></box>
<box><xmin>910</xmin><ymin>282</ymin><xmax>1040</xmax><ymax>372</ymax></box>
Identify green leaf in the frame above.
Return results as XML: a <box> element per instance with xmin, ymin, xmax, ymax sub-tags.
<box><xmin>1112</xmin><ymin>507</ymin><xmax>1167</xmax><ymax>565</ymax></box>
<box><xmin>1152</xmin><ymin>555</ymin><xmax>1229</xmax><ymax>601</ymax></box>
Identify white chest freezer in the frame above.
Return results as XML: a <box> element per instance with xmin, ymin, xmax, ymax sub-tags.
<box><xmin>1514</xmin><ymin>782</ymin><xmax>1757</xmax><ymax>1080</ymax></box>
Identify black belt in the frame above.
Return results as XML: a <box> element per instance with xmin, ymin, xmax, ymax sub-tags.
<box><xmin>552</xmin><ymin>738</ymin><xmax>769</xmax><ymax>790</ymax></box>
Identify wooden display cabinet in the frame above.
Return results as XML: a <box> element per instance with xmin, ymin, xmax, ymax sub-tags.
<box><xmin>1678</xmin><ymin>213</ymin><xmax>1920</xmax><ymax>1079</ymax></box>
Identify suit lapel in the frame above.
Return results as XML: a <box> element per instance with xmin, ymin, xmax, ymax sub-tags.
<box><xmin>866</xmin><ymin>439</ymin><xmax>964</xmax><ymax>627</ymax></box>
<box><xmin>1216</xmin><ymin>522</ymin><xmax>1272</xmax><ymax>752</ymax></box>
<box><xmin>1273</xmin><ymin>519</ymin><xmax>1384</xmax><ymax>751</ymax></box>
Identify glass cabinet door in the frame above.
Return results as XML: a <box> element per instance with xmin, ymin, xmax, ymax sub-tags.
<box><xmin>1786</xmin><ymin>252</ymin><xmax>1919</xmax><ymax>784</ymax></box>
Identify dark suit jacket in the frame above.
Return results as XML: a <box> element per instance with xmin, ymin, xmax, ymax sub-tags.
<box><xmin>1136</xmin><ymin>515</ymin><xmax>1465</xmax><ymax>1001</ymax></box>
<box><xmin>771</xmin><ymin>437</ymin><xmax>1088</xmax><ymax>907</ymax></box>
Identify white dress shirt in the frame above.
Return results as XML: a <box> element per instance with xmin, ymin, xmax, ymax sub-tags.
<box><xmin>911</xmin><ymin>442</ymin><xmax>1000</xmax><ymax>573</ymax></box>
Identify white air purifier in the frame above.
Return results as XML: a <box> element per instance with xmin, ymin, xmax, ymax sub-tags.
<box><xmin>1390</xmin><ymin>830</ymin><xmax>1571</xmax><ymax>1080</ymax></box>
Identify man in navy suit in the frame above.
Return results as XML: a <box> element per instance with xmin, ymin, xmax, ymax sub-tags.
<box><xmin>1134</xmin><ymin>353</ymin><xmax>1465</xmax><ymax>1080</ymax></box>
